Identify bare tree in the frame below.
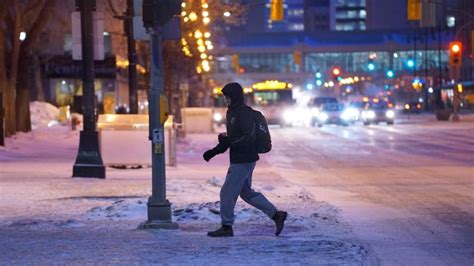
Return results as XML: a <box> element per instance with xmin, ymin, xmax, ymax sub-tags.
<box><xmin>0</xmin><ymin>0</ymin><xmax>54</xmax><ymax>136</ymax></box>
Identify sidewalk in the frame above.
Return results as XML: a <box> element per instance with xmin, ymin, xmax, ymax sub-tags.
<box><xmin>0</xmin><ymin>127</ymin><xmax>376</xmax><ymax>265</ymax></box>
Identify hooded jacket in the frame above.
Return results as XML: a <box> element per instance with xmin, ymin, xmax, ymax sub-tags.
<box><xmin>208</xmin><ymin>82</ymin><xmax>259</xmax><ymax>164</ymax></box>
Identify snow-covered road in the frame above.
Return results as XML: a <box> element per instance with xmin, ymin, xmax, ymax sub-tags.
<box><xmin>1</xmin><ymin>114</ymin><xmax>473</xmax><ymax>265</ymax></box>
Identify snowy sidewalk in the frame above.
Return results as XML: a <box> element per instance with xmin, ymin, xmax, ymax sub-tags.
<box><xmin>0</xmin><ymin>126</ymin><xmax>376</xmax><ymax>265</ymax></box>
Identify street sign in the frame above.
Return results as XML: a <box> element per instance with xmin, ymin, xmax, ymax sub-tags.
<box><xmin>71</xmin><ymin>11</ymin><xmax>105</xmax><ymax>60</ymax></box>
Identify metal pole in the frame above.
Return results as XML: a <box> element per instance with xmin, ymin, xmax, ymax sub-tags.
<box><xmin>424</xmin><ymin>27</ymin><xmax>430</xmax><ymax>111</ymax></box>
<box><xmin>127</xmin><ymin>0</ymin><xmax>138</xmax><ymax>114</ymax></box>
<box><xmin>141</xmin><ymin>27</ymin><xmax>177</xmax><ymax>230</ymax></box>
<box><xmin>0</xmin><ymin>91</ymin><xmax>4</xmax><ymax>146</ymax></box>
<box><xmin>73</xmin><ymin>0</ymin><xmax>105</xmax><ymax>178</ymax></box>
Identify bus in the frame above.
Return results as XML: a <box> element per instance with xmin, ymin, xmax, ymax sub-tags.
<box><xmin>211</xmin><ymin>80</ymin><xmax>296</xmax><ymax>127</ymax></box>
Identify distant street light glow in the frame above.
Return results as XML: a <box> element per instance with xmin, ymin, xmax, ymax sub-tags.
<box><xmin>224</xmin><ymin>11</ymin><xmax>231</xmax><ymax>17</ymax></box>
<box><xmin>19</xmin><ymin>32</ymin><xmax>26</xmax><ymax>41</ymax></box>
<box><xmin>368</xmin><ymin>63</ymin><xmax>375</xmax><ymax>71</ymax></box>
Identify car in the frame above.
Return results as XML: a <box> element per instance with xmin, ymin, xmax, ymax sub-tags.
<box><xmin>345</xmin><ymin>101</ymin><xmax>366</xmax><ymax>122</ymax></box>
<box><xmin>315</xmin><ymin>103</ymin><xmax>351</xmax><ymax>127</ymax></box>
<box><xmin>309</xmin><ymin>96</ymin><xmax>338</xmax><ymax>126</ymax></box>
<box><xmin>361</xmin><ymin>101</ymin><xmax>395</xmax><ymax>125</ymax></box>
<box><xmin>402</xmin><ymin>101</ymin><xmax>423</xmax><ymax>113</ymax></box>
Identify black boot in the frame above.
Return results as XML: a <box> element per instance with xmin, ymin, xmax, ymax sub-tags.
<box><xmin>272</xmin><ymin>211</ymin><xmax>287</xmax><ymax>236</ymax></box>
<box><xmin>207</xmin><ymin>225</ymin><xmax>233</xmax><ymax>237</ymax></box>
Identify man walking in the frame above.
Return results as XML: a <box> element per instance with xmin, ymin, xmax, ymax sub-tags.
<box><xmin>203</xmin><ymin>82</ymin><xmax>287</xmax><ymax>237</ymax></box>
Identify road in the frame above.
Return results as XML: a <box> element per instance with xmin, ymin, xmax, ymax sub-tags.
<box><xmin>262</xmin><ymin>118</ymin><xmax>474</xmax><ymax>265</ymax></box>
<box><xmin>0</xmin><ymin>115</ymin><xmax>473</xmax><ymax>265</ymax></box>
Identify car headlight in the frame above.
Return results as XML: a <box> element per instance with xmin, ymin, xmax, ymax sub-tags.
<box><xmin>362</xmin><ymin>110</ymin><xmax>375</xmax><ymax>119</ymax></box>
<box><xmin>346</xmin><ymin>108</ymin><xmax>359</xmax><ymax>118</ymax></box>
<box><xmin>341</xmin><ymin>109</ymin><xmax>355</xmax><ymax>121</ymax></box>
<box><xmin>318</xmin><ymin>112</ymin><xmax>329</xmax><ymax>121</ymax></box>
<box><xmin>386</xmin><ymin>110</ymin><xmax>395</xmax><ymax>119</ymax></box>
<box><xmin>213</xmin><ymin>113</ymin><xmax>223</xmax><ymax>122</ymax></box>
<box><xmin>283</xmin><ymin>110</ymin><xmax>294</xmax><ymax>122</ymax></box>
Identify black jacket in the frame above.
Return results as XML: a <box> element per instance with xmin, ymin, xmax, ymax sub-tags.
<box><xmin>208</xmin><ymin>83</ymin><xmax>259</xmax><ymax>164</ymax></box>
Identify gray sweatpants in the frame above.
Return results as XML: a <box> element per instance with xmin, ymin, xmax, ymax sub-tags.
<box><xmin>220</xmin><ymin>162</ymin><xmax>277</xmax><ymax>225</ymax></box>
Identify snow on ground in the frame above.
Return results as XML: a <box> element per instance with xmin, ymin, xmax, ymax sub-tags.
<box><xmin>0</xmin><ymin>106</ymin><xmax>377</xmax><ymax>264</ymax></box>
<box><xmin>29</xmin><ymin>101</ymin><xmax>60</xmax><ymax>129</ymax></box>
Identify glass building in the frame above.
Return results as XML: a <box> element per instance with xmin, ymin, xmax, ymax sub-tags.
<box><xmin>335</xmin><ymin>0</ymin><xmax>367</xmax><ymax>31</ymax></box>
<box><xmin>265</xmin><ymin>0</ymin><xmax>305</xmax><ymax>31</ymax></box>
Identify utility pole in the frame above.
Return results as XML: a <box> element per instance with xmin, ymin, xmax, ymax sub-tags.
<box><xmin>139</xmin><ymin>0</ymin><xmax>181</xmax><ymax>230</ymax></box>
<box><xmin>73</xmin><ymin>0</ymin><xmax>105</xmax><ymax>178</ymax></box>
<box><xmin>126</xmin><ymin>0</ymin><xmax>138</xmax><ymax>114</ymax></box>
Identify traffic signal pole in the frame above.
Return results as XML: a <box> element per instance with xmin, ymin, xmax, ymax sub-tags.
<box><xmin>139</xmin><ymin>0</ymin><xmax>180</xmax><ymax>230</ymax></box>
<box><xmin>141</xmin><ymin>28</ymin><xmax>177</xmax><ymax>229</ymax></box>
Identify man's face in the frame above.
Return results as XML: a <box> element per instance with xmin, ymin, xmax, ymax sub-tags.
<box><xmin>225</xmin><ymin>96</ymin><xmax>232</xmax><ymax>107</ymax></box>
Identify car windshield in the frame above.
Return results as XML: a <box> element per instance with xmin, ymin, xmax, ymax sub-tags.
<box><xmin>350</xmin><ymin>102</ymin><xmax>365</xmax><ymax>108</ymax></box>
<box><xmin>322</xmin><ymin>103</ymin><xmax>344</xmax><ymax>111</ymax></box>
<box><xmin>312</xmin><ymin>97</ymin><xmax>337</xmax><ymax>106</ymax></box>
<box><xmin>368</xmin><ymin>102</ymin><xmax>388</xmax><ymax>110</ymax></box>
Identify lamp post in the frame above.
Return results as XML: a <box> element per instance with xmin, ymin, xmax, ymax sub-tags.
<box><xmin>72</xmin><ymin>0</ymin><xmax>105</xmax><ymax>179</ymax></box>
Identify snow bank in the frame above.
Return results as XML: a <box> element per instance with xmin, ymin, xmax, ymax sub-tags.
<box><xmin>29</xmin><ymin>101</ymin><xmax>60</xmax><ymax>129</ymax></box>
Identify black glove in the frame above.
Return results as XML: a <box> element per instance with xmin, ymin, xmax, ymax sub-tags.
<box><xmin>203</xmin><ymin>150</ymin><xmax>215</xmax><ymax>162</ymax></box>
<box><xmin>218</xmin><ymin>134</ymin><xmax>230</xmax><ymax>145</ymax></box>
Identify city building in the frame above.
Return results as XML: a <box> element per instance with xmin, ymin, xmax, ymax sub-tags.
<box><xmin>265</xmin><ymin>0</ymin><xmax>305</xmax><ymax>31</ymax></box>
<box><xmin>334</xmin><ymin>0</ymin><xmax>367</xmax><ymax>31</ymax></box>
<box><xmin>33</xmin><ymin>0</ymin><xmax>147</xmax><ymax>114</ymax></box>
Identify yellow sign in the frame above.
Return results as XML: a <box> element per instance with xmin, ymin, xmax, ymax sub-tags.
<box><xmin>160</xmin><ymin>95</ymin><xmax>169</xmax><ymax>125</ymax></box>
<box><xmin>212</xmin><ymin>87</ymin><xmax>253</xmax><ymax>95</ymax></box>
<box><xmin>407</xmin><ymin>0</ymin><xmax>421</xmax><ymax>21</ymax></box>
<box><xmin>252</xmin><ymin>80</ymin><xmax>291</xmax><ymax>90</ymax></box>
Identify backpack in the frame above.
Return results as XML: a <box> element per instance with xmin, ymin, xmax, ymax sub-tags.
<box><xmin>252</xmin><ymin>109</ymin><xmax>272</xmax><ymax>153</ymax></box>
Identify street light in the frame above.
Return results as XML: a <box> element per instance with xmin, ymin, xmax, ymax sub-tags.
<box><xmin>223</xmin><ymin>11</ymin><xmax>231</xmax><ymax>17</ymax></box>
<box><xmin>19</xmin><ymin>32</ymin><xmax>26</xmax><ymax>41</ymax></box>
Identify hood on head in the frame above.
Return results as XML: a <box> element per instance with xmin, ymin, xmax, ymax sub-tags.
<box><xmin>221</xmin><ymin>82</ymin><xmax>244</xmax><ymax>107</ymax></box>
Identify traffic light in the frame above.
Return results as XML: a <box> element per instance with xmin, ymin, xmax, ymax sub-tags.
<box><xmin>315</xmin><ymin>69</ymin><xmax>322</xmax><ymax>87</ymax></box>
<box><xmin>331</xmin><ymin>67</ymin><xmax>341</xmax><ymax>80</ymax></box>
<box><xmin>142</xmin><ymin>0</ymin><xmax>182</xmax><ymax>28</ymax></box>
<box><xmin>315</xmin><ymin>71</ymin><xmax>322</xmax><ymax>79</ymax></box>
<box><xmin>270</xmin><ymin>0</ymin><xmax>284</xmax><ymax>21</ymax></box>
<box><xmin>368</xmin><ymin>61</ymin><xmax>376</xmax><ymax>71</ymax></box>
<box><xmin>449</xmin><ymin>41</ymin><xmax>462</xmax><ymax>67</ymax></box>
<box><xmin>386</xmin><ymin>69</ymin><xmax>395</xmax><ymax>78</ymax></box>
